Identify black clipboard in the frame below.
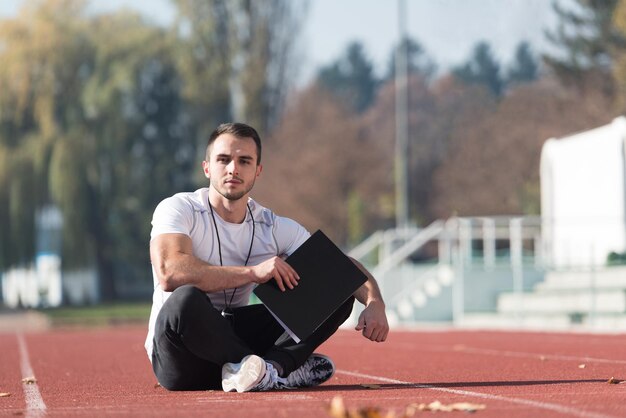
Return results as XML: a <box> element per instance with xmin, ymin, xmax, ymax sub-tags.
<box><xmin>253</xmin><ymin>230</ymin><xmax>366</xmax><ymax>342</ymax></box>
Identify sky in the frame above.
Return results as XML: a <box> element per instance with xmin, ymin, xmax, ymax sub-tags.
<box><xmin>0</xmin><ymin>0</ymin><xmax>565</xmax><ymax>84</ymax></box>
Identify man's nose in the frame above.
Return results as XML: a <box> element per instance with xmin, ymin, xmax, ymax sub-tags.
<box><xmin>227</xmin><ymin>160</ymin><xmax>238</xmax><ymax>174</ymax></box>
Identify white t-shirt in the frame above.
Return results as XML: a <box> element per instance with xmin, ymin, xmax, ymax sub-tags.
<box><xmin>144</xmin><ymin>188</ymin><xmax>310</xmax><ymax>359</ymax></box>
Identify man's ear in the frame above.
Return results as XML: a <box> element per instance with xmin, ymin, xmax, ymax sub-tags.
<box><xmin>202</xmin><ymin>160</ymin><xmax>210</xmax><ymax>179</ymax></box>
<box><xmin>256</xmin><ymin>164</ymin><xmax>263</xmax><ymax>178</ymax></box>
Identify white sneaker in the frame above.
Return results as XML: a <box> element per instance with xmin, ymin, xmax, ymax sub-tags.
<box><xmin>222</xmin><ymin>355</ymin><xmax>282</xmax><ymax>392</ymax></box>
<box><xmin>221</xmin><ymin>353</ymin><xmax>335</xmax><ymax>392</ymax></box>
<box><xmin>282</xmin><ymin>353</ymin><xmax>335</xmax><ymax>389</ymax></box>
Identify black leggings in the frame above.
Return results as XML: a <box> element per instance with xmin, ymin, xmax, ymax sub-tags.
<box><xmin>152</xmin><ymin>285</ymin><xmax>354</xmax><ymax>390</ymax></box>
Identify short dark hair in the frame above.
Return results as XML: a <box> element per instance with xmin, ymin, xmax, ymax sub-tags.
<box><xmin>206</xmin><ymin>122</ymin><xmax>262</xmax><ymax>164</ymax></box>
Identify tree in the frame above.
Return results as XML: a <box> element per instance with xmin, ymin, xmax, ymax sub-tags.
<box><xmin>316</xmin><ymin>41</ymin><xmax>379</xmax><ymax>113</ymax></box>
<box><xmin>610</xmin><ymin>0</ymin><xmax>626</xmax><ymax>109</ymax></box>
<box><xmin>0</xmin><ymin>1</ymin><xmax>196</xmax><ymax>301</ymax></box>
<box><xmin>0</xmin><ymin>0</ymin><xmax>93</xmax><ymax>271</ymax></box>
<box><xmin>385</xmin><ymin>36</ymin><xmax>437</xmax><ymax>82</ymax></box>
<box><xmin>543</xmin><ymin>0</ymin><xmax>625</xmax><ymax>93</ymax></box>
<box><xmin>172</xmin><ymin>0</ymin><xmax>305</xmax><ymax>135</ymax></box>
<box><xmin>255</xmin><ymin>85</ymin><xmax>389</xmax><ymax>246</ymax></box>
<box><xmin>453</xmin><ymin>41</ymin><xmax>504</xmax><ymax>97</ymax></box>
<box><xmin>430</xmin><ymin>76</ymin><xmax>614</xmax><ymax>218</ymax></box>
<box><xmin>83</xmin><ymin>12</ymin><xmax>196</xmax><ymax>297</ymax></box>
<box><xmin>507</xmin><ymin>41</ymin><xmax>540</xmax><ymax>85</ymax></box>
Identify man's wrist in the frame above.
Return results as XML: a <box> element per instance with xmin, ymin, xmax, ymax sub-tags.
<box><xmin>366</xmin><ymin>298</ymin><xmax>385</xmax><ymax>308</ymax></box>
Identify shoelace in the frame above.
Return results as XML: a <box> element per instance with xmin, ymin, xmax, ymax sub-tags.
<box><xmin>254</xmin><ymin>362</ymin><xmax>282</xmax><ymax>391</ymax></box>
<box><xmin>284</xmin><ymin>358</ymin><xmax>328</xmax><ymax>387</ymax></box>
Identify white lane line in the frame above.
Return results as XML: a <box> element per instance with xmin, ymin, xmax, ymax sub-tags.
<box><xmin>337</xmin><ymin>338</ymin><xmax>626</xmax><ymax>366</ymax></box>
<box><xmin>336</xmin><ymin>370</ymin><xmax>619</xmax><ymax>418</ymax></box>
<box><xmin>17</xmin><ymin>333</ymin><xmax>46</xmax><ymax>417</ymax></box>
<box><xmin>446</xmin><ymin>346</ymin><xmax>626</xmax><ymax>365</ymax></box>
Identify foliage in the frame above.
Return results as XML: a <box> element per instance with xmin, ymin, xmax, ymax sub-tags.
<box><xmin>507</xmin><ymin>41</ymin><xmax>540</xmax><ymax>85</ymax></box>
<box><xmin>452</xmin><ymin>41</ymin><xmax>504</xmax><ymax>97</ymax></box>
<box><xmin>255</xmin><ymin>85</ymin><xmax>391</xmax><ymax>245</ymax></box>
<box><xmin>543</xmin><ymin>0</ymin><xmax>625</xmax><ymax>93</ymax></box>
<box><xmin>3</xmin><ymin>0</ymin><xmax>626</xmax><ymax>301</ymax></box>
<box><xmin>317</xmin><ymin>42</ymin><xmax>380</xmax><ymax>113</ymax></box>
<box><xmin>172</xmin><ymin>0</ymin><xmax>304</xmax><ymax>135</ymax></box>
<box><xmin>430</xmin><ymin>77</ymin><xmax>614</xmax><ymax>218</ymax></box>
<box><xmin>385</xmin><ymin>36</ymin><xmax>437</xmax><ymax>82</ymax></box>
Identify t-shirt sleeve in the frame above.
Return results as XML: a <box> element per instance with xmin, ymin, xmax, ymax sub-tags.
<box><xmin>150</xmin><ymin>196</ymin><xmax>195</xmax><ymax>240</ymax></box>
<box><xmin>273</xmin><ymin>216</ymin><xmax>311</xmax><ymax>256</ymax></box>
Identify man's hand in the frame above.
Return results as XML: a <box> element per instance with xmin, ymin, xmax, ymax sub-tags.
<box><xmin>355</xmin><ymin>300</ymin><xmax>389</xmax><ymax>342</ymax></box>
<box><xmin>251</xmin><ymin>256</ymin><xmax>300</xmax><ymax>291</ymax></box>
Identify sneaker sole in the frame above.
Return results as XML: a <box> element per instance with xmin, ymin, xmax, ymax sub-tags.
<box><xmin>311</xmin><ymin>353</ymin><xmax>335</xmax><ymax>385</ymax></box>
<box><xmin>282</xmin><ymin>353</ymin><xmax>336</xmax><ymax>389</ymax></box>
<box><xmin>222</xmin><ymin>355</ymin><xmax>267</xmax><ymax>393</ymax></box>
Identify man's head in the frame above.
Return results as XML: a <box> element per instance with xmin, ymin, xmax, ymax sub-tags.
<box><xmin>205</xmin><ymin>123</ymin><xmax>262</xmax><ymax>165</ymax></box>
<box><xmin>202</xmin><ymin>123</ymin><xmax>263</xmax><ymax>201</ymax></box>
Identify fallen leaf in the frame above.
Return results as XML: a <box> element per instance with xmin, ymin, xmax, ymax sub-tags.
<box><xmin>154</xmin><ymin>383</ymin><xmax>161</xmax><ymax>389</ymax></box>
<box><xmin>21</xmin><ymin>377</ymin><xmax>36</xmax><ymax>385</ymax></box>
<box><xmin>608</xmin><ymin>377</ymin><xmax>622</xmax><ymax>384</ymax></box>
<box><xmin>578</xmin><ymin>364</ymin><xmax>586</xmax><ymax>369</ymax></box>
<box><xmin>360</xmin><ymin>384</ymin><xmax>381</xmax><ymax>389</ymax></box>
<box><xmin>409</xmin><ymin>400</ymin><xmax>486</xmax><ymax>413</ymax></box>
<box><xmin>0</xmin><ymin>392</ymin><xmax>10</xmax><ymax>397</ymax></box>
<box><xmin>327</xmin><ymin>396</ymin><xmax>395</xmax><ymax>418</ymax></box>
<box><xmin>328</xmin><ymin>396</ymin><xmax>347</xmax><ymax>418</ymax></box>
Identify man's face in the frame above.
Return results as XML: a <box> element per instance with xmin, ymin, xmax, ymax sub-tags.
<box><xmin>202</xmin><ymin>133</ymin><xmax>262</xmax><ymax>201</ymax></box>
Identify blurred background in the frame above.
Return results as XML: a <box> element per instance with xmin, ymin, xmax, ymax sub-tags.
<box><xmin>2</xmin><ymin>0</ymin><xmax>626</xmax><ymax>331</ymax></box>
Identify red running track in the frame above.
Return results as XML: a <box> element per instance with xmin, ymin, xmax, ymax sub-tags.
<box><xmin>1</xmin><ymin>325</ymin><xmax>626</xmax><ymax>417</ymax></box>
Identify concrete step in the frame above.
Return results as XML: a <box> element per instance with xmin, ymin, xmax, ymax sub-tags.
<box><xmin>497</xmin><ymin>289</ymin><xmax>626</xmax><ymax>314</ymax></box>
<box><xmin>459</xmin><ymin>312</ymin><xmax>572</xmax><ymax>330</ymax></box>
<box><xmin>537</xmin><ymin>266</ymin><xmax>626</xmax><ymax>291</ymax></box>
<box><xmin>460</xmin><ymin>312</ymin><xmax>626</xmax><ymax>331</ymax></box>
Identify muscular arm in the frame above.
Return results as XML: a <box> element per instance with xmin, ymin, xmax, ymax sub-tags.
<box><xmin>350</xmin><ymin>257</ymin><xmax>389</xmax><ymax>342</ymax></box>
<box><xmin>150</xmin><ymin>233</ymin><xmax>299</xmax><ymax>293</ymax></box>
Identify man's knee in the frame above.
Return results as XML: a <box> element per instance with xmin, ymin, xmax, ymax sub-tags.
<box><xmin>336</xmin><ymin>295</ymin><xmax>355</xmax><ymax>323</ymax></box>
<box><xmin>158</xmin><ymin>285</ymin><xmax>213</xmax><ymax>327</ymax></box>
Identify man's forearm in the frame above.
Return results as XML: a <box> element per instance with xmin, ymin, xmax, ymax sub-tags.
<box><xmin>153</xmin><ymin>250</ymin><xmax>255</xmax><ymax>293</ymax></box>
<box><xmin>350</xmin><ymin>257</ymin><xmax>385</xmax><ymax>307</ymax></box>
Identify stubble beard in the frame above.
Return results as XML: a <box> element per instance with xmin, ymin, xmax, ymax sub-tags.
<box><xmin>211</xmin><ymin>177</ymin><xmax>255</xmax><ymax>201</ymax></box>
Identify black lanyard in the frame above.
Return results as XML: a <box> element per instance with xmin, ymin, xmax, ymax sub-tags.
<box><xmin>208</xmin><ymin>201</ymin><xmax>255</xmax><ymax>319</ymax></box>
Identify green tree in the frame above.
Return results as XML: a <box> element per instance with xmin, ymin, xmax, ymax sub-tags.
<box><xmin>544</xmin><ymin>0</ymin><xmax>625</xmax><ymax>92</ymax></box>
<box><xmin>0</xmin><ymin>0</ymin><xmax>93</xmax><ymax>270</ymax></box>
<box><xmin>453</xmin><ymin>41</ymin><xmax>504</xmax><ymax>97</ymax></box>
<box><xmin>172</xmin><ymin>0</ymin><xmax>304</xmax><ymax>136</ymax></box>
<box><xmin>507</xmin><ymin>41</ymin><xmax>540</xmax><ymax>85</ymax></box>
<box><xmin>0</xmin><ymin>1</ymin><xmax>196</xmax><ymax>301</ymax></box>
<box><xmin>385</xmin><ymin>36</ymin><xmax>437</xmax><ymax>81</ymax></box>
<box><xmin>316</xmin><ymin>41</ymin><xmax>379</xmax><ymax>113</ymax></box>
<box><xmin>82</xmin><ymin>11</ymin><xmax>195</xmax><ymax>298</ymax></box>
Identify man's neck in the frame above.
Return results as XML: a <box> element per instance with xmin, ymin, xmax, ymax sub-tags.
<box><xmin>208</xmin><ymin>189</ymin><xmax>248</xmax><ymax>223</ymax></box>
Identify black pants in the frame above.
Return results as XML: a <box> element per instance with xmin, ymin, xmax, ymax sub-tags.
<box><xmin>152</xmin><ymin>285</ymin><xmax>354</xmax><ymax>391</ymax></box>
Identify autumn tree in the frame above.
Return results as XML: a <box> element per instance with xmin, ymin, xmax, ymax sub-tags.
<box><xmin>430</xmin><ymin>76</ymin><xmax>615</xmax><ymax>218</ymax></box>
<box><xmin>255</xmin><ymin>86</ymin><xmax>389</xmax><ymax>246</ymax></box>
<box><xmin>610</xmin><ymin>0</ymin><xmax>626</xmax><ymax>109</ymax></box>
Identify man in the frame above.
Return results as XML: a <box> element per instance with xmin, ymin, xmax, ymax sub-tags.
<box><xmin>145</xmin><ymin>122</ymin><xmax>388</xmax><ymax>392</ymax></box>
